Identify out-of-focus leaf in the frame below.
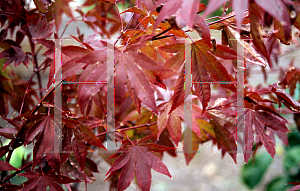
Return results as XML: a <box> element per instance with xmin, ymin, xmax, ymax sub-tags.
<box><xmin>242</xmin><ymin>152</ymin><xmax>273</xmax><ymax>189</ymax></box>
<box><xmin>265</xmin><ymin>176</ymin><xmax>289</xmax><ymax>191</ymax></box>
<box><xmin>33</xmin><ymin>0</ymin><xmax>47</xmax><ymax>13</ymax></box>
<box><xmin>284</xmin><ymin>145</ymin><xmax>300</xmax><ymax>175</ymax></box>
<box><xmin>202</xmin><ymin>0</ymin><xmax>227</xmax><ymax>18</ymax></box>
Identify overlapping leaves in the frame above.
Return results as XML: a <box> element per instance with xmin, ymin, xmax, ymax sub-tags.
<box><xmin>242</xmin><ymin>107</ymin><xmax>290</xmax><ymax>163</ymax></box>
<box><xmin>158</xmin><ymin>39</ymin><xmax>236</xmax><ymax>112</ymax></box>
<box><xmin>115</xmin><ymin>47</ymin><xmax>170</xmax><ymax>114</ymax></box>
<box><xmin>19</xmin><ymin>170</ymin><xmax>80</xmax><ymax>191</ymax></box>
<box><xmin>106</xmin><ymin>136</ymin><xmax>173</xmax><ymax>191</ymax></box>
<box><xmin>24</xmin><ymin>115</ymin><xmax>106</xmax><ymax>173</ymax></box>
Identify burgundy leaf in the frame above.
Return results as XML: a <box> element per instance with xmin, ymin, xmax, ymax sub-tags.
<box><xmin>214</xmin><ymin>45</ymin><xmax>238</xmax><ymax>60</ymax></box>
<box><xmin>208</xmin><ymin>112</ymin><xmax>237</xmax><ymax>163</ymax></box>
<box><xmin>249</xmin><ymin>2</ymin><xmax>272</xmax><ymax>67</ymax></box>
<box><xmin>255</xmin><ymin>111</ymin><xmax>290</xmax><ymax>133</ymax></box>
<box><xmin>271</xmin><ymin>85</ymin><xmax>300</xmax><ymax>112</ymax></box>
<box><xmin>19</xmin><ymin>171</ymin><xmax>79</xmax><ymax>191</ymax></box>
<box><xmin>76</xmin><ymin>125</ymin><xmax>106</xmax><ymax>149</ymax></box>
<box><xmin>0</xmin><ymin>127</ymin><xmax>18</xmax><ymax>139</ymax></box>
<box><xmin>106</xmin><ymin>141</ymin><xmax>171</xmax><ymax>191</ymax></box>
<box><xmin>169</xmin><ymin>67</ymin><xmax>185</xmax><ymax>113</ymax></box>
<box><xmin>194</xmin><ymin>15</ymin><xmax>212</xmax><ymax>47</ymax></box>
<box><xmin>78</xmin><ymin>64</ymin><xmax>107</xmax><ymax>113</ymax></box>
<box><xmin>72</xmin><ymin>129</ymin><xmax>87</xmax><ymax>171</ymax></box>
<box><xmin>0</xmin><ymin>160</ymin><xmax>18</xmax><ymax>171</ymax></box>
<box><xmin>157</xmin><ymin>102</ymin><xmax>182</xmax><ymax>146</ymax></box>
<box><xmin>244</xmin><ymin>109</ymin><xmax>254</xmax><ymax>163</ymax></box>
<box><xmin>253</xmin><ymin>116</ymin><xmax>276</xmax><ymax>158</ymax></box>
<box><xmin>192</xmin><ymin>45</ymin><xmax>211</xmax><ymax>112</ymax></box>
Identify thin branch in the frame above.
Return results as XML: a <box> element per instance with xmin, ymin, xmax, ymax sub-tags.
<box><xmin>96</xmin><ymin>122</ymin><xmax>157</xmax><ymax>137</ymax></box>
<box><xmin>2</xmin><ymin>156</ymin><xmax>46</xmax><ymax>183</ymax></box>
<box><xmin>151</xmin><ymin>14</ymin><xmax>237</xmax><ymax>41</ymax></box>
<box><xmin>151</xmin><ymin>28</ymin><xmax>171</xmax><ymax>40</ymax></box>
<box><xmin>206</xmin><ymin>99</ymin><xmax>238</xmax><ymax>111</ymax></box>
<box><xmin>114</xmin><ymin>13</ymin><xmax>135</xmax><ymax>45</ymax></box>
<box><xmin>19</xmin><ymin>63</ymin><xmax>49</xmax><ymax>115</ymax></box>
<box><xmin>122</xmin><ymin>15</ymin><xmax>148</xmax><ymax>51</ymax></box>
<box><xmin>2</xmin><ymin>81</ymin><xmax>62</xmax><ymax>180</ymax></box>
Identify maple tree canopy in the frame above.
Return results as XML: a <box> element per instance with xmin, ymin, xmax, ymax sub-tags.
<box><xmin>0</xmin><ymin>0</ymin><xmax>300</xmax><ymax>190</ymax></box>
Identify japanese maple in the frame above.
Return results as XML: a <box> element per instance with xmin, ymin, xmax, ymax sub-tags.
<box><xmin>0</xmin><ymin>0</ymin><xmax>300</xmax><ymax>190</ymax></box>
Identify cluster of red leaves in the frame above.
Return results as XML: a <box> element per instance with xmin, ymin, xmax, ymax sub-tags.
<box><xmin>1</xmin><ymin>0</ymin><xmax>300</xmax><ymax>191</ymax></box>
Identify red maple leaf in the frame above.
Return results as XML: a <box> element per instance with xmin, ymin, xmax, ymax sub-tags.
<box><xmin>24</xmin><ymin>115</ymin><xmax>61</xmax><ymax>172</ymax></box>
<box><xmin>158</xmin><ymin>40</ymin><xmax>236</xmax><ymax>112</ymax></box>
<box><xmin>242</xmin><ymin>107</ymin><xmax>289</xmax><ymax>163</ymax></box>
<box><xmin>19</xmin><ymin>170</ymin><xmax>80</xmax><ymax>191</ymax></box>
<box><xmin>115</xmin><ymin>47</ymin><xmax>170</xmax><ymax>114</ymax></box>
<box><xmin>105</xmin><ymin>135</ymin><xmax>173</xmax><ymax>191</ymax></box>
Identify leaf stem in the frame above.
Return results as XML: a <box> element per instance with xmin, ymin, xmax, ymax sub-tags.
<box><xmin>115</xmin><ymin>2</ymin><xmax>124</xmax><ymax>32</ymax></box>
<box><xmin>120</xmin><ymin>131</ymin><xmax>135</xmax><ymax>145</ymax></box>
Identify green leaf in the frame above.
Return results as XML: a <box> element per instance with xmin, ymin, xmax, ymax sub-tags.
<box><xmin>284</xmin><ymin>145</ymin><xmax>300</xmax><ymax>176</ymax></box>
<box><xmin>242</xmin><ymin>152</ymin><xmax>273</xmax><ymax>189</ymax></box>
<box><xmin>265</xmin><ymin>176</ymin><xmax>289</xmax><ymax>191</ymax></box>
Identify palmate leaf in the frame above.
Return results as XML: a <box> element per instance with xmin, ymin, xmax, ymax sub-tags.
<box><xmin>115</xmin><ymin>48</ymin><xmax>170</xmax><ymax>115</ymax></box>
<box><xmin>47</xmin><ymin>0</ymin><xmax>73</xmax><ymax>32</ymax></box>
<box><xmin>242</xmin><ymin>108</ymin><xmax>290</xmax><ymax>163</ymax></box>
<box><xmin>224</xmin><ymin>26</ymin><xmax>267</xmax><ymax>67</ymax></box>
<box><xmin>0</xmin><ymin>45</ymin><xmax>30</xmax><ymax>70</ymax></box>
<box><xmin>24</xmin><ymin>115</ymin><xmax>61</xmax><ymax>172</ymax></box>
<box><xmin>52</xmin><ymin>44</ymin><xmax>108</xmax><ymax>113</ymax></box>
<box><xmin>159</xmin><ymin>40</ymin><xmax>236</xmax><ymax>112</ymax></box>
<box><xmin>105</xmin><ymin>137</ymin><xmax>173</xmax><ymax>191</ymax></box>
<box><xmin>19</xmin><ymin>170</ymin><xmax>80</xmax><ymax>191</ymax></box>
<box><xmin>24</xmin><ymin>115</ymin><xmax>106</xmax><ymax>172</ymax></box>
<box><xmin>63</xmin><ymin>116</ymin><xmax>106</xmax><ymax>170</ymax></box>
